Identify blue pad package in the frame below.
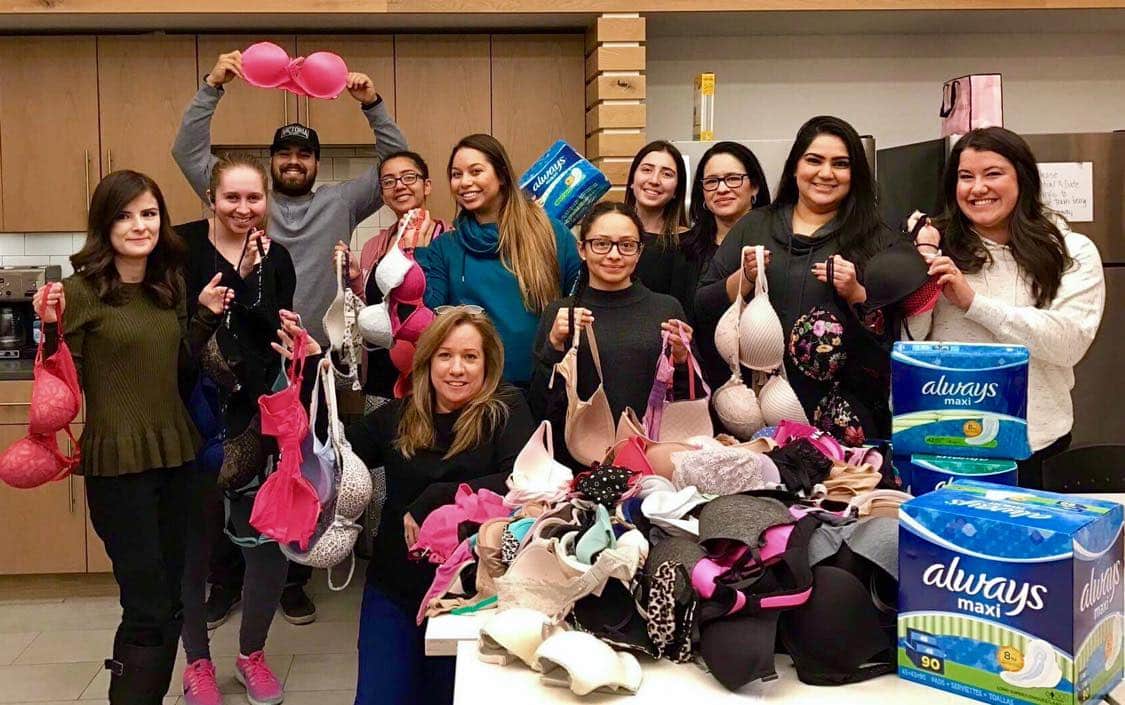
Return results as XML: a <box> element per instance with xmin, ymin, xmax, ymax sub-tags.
<box><xmin>891</xmin><ymin>342</ymin><xmax>1031</xmax><ymax>460</ymax></box>
<box><xmin>519</xmin><ymin>140</ymin><xmax>610</xmax><ymax>228</ymax></box>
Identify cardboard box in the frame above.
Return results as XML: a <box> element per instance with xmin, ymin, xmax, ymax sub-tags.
<box><xmin>693</xmin><ymin>73</ymin><xmax>715</xmax><ymax>141</ymax></box>
<box><xmin>899</xmin><ymin>481</ymin><xmax>1124</xmax><ymax>704</ymax></box>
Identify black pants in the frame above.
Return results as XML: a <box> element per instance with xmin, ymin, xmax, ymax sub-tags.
<box><xmin>1017</xmin><ymin>433</ymin><xmax>1072</xmax><ymax>490</ymax></box>
<box><xmin>208</xmin><ymin>534</ymin><xmax>311</xmax><ymax>590</ymax></box>
<box><xmin>86</xmin><ymin>466</ymin><xmax>195</xmax><ymax>649</ymax></box>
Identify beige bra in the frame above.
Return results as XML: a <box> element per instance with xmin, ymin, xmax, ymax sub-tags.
<box><xmin>712</xmin><ymin>246</ymin><xmax>807</xmax><ymax>438</ymax></box>
<box><xmin>550</xmin><ymin>314</ymin><xmax>616</xmax><ymax>468</ymax></box>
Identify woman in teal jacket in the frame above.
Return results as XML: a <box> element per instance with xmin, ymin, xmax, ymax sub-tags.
<box><xmin>417</xmin><ymin>134</ymin><xmax>581</xmax><ymax>387</ymax></box>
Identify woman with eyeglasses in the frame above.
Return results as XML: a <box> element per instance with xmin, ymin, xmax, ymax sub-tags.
<box><xmin>334</xmin><ymin>150</ymin><xmax>450</xmax><ymax>399</ymax></box>
<box><xmin>272</xmin><ymin>307</ymin><xmax>535</xmax><ymax>705</ymax></box>
<box><xmin>682</xmin><ymin>142</ymin><xmax>772</xmax><ymax>388</ymax></box>
<box><xmin>415</xmin><ymin>134</ymin><xmax>582</xmax><ymax>389</ymax></box>
<box><xmin>697</xmin><ymin>116</ymin><xmax>900</xmax><ymax>444</ymax></box>
<box><xmin>529</xmin><ymin>202</ymin><xmax>694</xmax><ymax>466</ymax></box>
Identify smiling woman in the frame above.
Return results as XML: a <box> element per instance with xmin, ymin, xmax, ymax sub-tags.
<box><xmin>28</xmin><ymin>170</ymin><xmax>231</xmax><ymax>703</ymax></box>
<box><xmin>342</xmin><ymin>306</ymin><xmax>535</xmax><ymax>705</ymax></box>
<box><xmin>413</xmin><ymin>134</ymin><xmax>582</xmax><ymax>387</ymax></box>
<box><xmin>906</xmin><ymin>127</ymin><xmax>1106</xmax><ymax>488</ymax></box>
<box><xmin>696</xmin><ymin>116</ymin><xmax>903</xmax><ymax>443</ymax></box>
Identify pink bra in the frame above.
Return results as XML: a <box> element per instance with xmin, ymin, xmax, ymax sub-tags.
<box><xmin>241</xmin><ymin>41</ymin><xmax>348</xmax><ymax>99</ymax></box>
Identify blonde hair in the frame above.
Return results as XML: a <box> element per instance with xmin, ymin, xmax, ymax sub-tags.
<box><xmin>396</xmin><ymin>307</ymin><xmax>511</xmax><ymax>459</ymax></box>
<box><xmin>449</xmin><ymin>134</ymin><xmax>562</xmax><ymax>313</ymax></box>
<box><xmin>208</xmin><ymin>152</ymin><xmax>271</xmax><ymax>230</ymax></box>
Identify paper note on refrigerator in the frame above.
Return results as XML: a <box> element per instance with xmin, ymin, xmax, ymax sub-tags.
<box><xmin>1038</xmin><ymin>161</ymin><xmax>1094</xmax><ymax>222</ymax></box>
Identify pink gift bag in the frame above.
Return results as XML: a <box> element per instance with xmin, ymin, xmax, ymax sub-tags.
<box><xmin>940</xmin><ymin>74</ymin><xmax>1003</xmax><ymax>138</ymax></box>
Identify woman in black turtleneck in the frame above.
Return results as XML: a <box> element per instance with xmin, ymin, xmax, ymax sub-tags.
<box><xmin>696</xmin><ymin>116</ymin><xmax>900</xmax><ymax>442</ymax></box>
<box><xmin>529</xmin><ymin>202</ymin><xmax>696</xmax><ymax>468</ymax></box>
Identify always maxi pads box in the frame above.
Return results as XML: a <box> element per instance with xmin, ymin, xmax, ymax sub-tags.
<box><xmin>892</xmin><ymin>341</ymin><xmax>1032</xmax><ymax>460</ymax></box>
<box><xmin>896</xmin><ymin>454</ymin><xmax>1019</xmax><ymax>496</ymax></box>
<box><xmin>899</xmin><ymin>481</ymin><xmax>1124</xmax><ymax>705</ymax></box>
<box><xmin>519</xmin><ymin>140</ymin><xmax>610</xmax><ymax>228</ymax></box>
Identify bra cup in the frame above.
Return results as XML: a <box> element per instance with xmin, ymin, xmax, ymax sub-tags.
<box><xmin>241</xmin><ymin>41</ymin><xmax>291</xmax><ymax>88</ymax></box>
<box><xmin>392</xmin><ymin>302</ymin><xmax>435</xmax><ymax>344</ymax></box>
<box><xmin>295</xmin><ymin>51</ymin><xmax>348</xmax><ymax>98</ymax></box>
<box><xmin>28</xmin><ymin>371</ymin><xmax>79</xmax><ymax>434</ymax></box>
<box><xmin>395</xmin><ymin>262</ymin><xmax>427</xmax><ymax>302</ymax></box>
<box><xmin>712</xmin><ymin>374</ymin><xmax>765</xmax><ymax>440</ymax></box>
<box><xmin>714</xmin><ymin>301</ymin><xmax>741</xmax><ymax>369</ymax></box>
<box><xmin>534</xmin><ymin>631</ymin><xmax>644</xmax><ymax>696</ymax></box>
<box><xmin>374</xmin><ymin>245</ymin><xmax>413</xmax><ymax>297</ymax></box>
<box><xmin>357</xmin><ymin>302</ymin><xmax>393</xmax><ymax>349</ymax></box>
<box><xmin>323</xmin><ymin>290</ymin><xmax>345</xmax><ymax>351</ymax></box>
<box><xmin>739</xmin><ymin>296</ymin><xmax>786</xmax><ymax>371</ymax></box>
<box><xmin>759</xmin><ymin>374</ymin><xmax>810</xmax><ymax>427</ymax></box>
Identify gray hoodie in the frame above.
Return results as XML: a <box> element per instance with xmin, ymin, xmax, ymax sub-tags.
<box><xmin>172</xmin><ymin>82</ymin><xmax>407</xmax><ymax>344</ymax></box>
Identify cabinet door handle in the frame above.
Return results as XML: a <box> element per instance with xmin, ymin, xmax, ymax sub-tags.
<box><xmin>83</xmin><ymin>150</ymin><xmax>91</xmax><ymax>213</ymax></box>
<box><xmin>106</xmin><ymin>149</ymin><xmax>113</xmax><ymax>173</ymax></box>
<box><xmin>284</xmin><ymin>94</ymin><xmax>288</xmax><ymax>124</ymax></box>
<box><xmin>68</xmin><ymin>476</ymin><xmax>76</xmax><ymax>514</ymax></box>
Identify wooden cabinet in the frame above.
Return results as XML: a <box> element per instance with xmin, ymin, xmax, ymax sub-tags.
<box><xmin>98</xmin><ymin>35</ymin><xmax>205</xmax><ymax>224</ymax></box>
<box><xmin>0</xmin><ymin>37</ymin><xmax>100</xmax><ymax>232</ymax></box>
<box><xmin>0</xmin><ymin>426</ymin><xmax>89</xmax><ymax>574</ymax></box>
<box><xmin>491</xmin><ymin>35</ymin><xmax>586</xmax><ymax>176</ymax></box>
<box><xmin>196</xmin><ymin>35</ymin><xmax>299</xmax><ymax>146</ymax></box>
<box><xmin>296</xmin><ymin>35</ymin><xmax>396</xmax><ymax>144</ymax></box>
<box><xmin>394</xmin><ymin>35</ymin><xmax>492</xmax><ymax>222</ymax></box>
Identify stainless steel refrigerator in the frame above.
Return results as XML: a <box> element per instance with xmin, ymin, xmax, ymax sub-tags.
<box><xmin>877</xmin><ymin>131</ymin><xmax>1124</xmax><ymax>445</ymax></box>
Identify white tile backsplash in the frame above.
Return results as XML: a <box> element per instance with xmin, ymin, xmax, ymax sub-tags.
<box><xmin>48</xmin><ymin>256</ymin><xmax>75</xmax><ymax>278</ymax></box>
<box><xmin>24</xmin><ymin>233</ymin><xmax>79</xmax><ymax>257</ymax></box>
<box><xmin>1</xmin><ymin>255</ymin><xmax>52</xmax><ymax>267</ymax></box>
<box><xmin>0</xmin><ymin>234</ymin><xmax>26</xmax><ymax>256</ymax></box>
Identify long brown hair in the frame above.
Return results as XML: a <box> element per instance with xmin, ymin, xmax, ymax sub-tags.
<box><xmin>71</xmin><ymin>170</ymin><xmax>186</xmax><ymax>308</ymax></box>
<box><xmin>938</xmin><ymin>127</ymin><xmax>1071</xmax><ymax>307</ymax></box>
<box><xmin>448</xmin><ymin>134</ymin><xmax>562</xmax><ymax>313</ymax></box>
<box><xmin>623</xmin><ymin>140</ymin><xmax>689</xmax><ymax>245</ymax></box>
<box><xmin>396</xmin><ymin>307</ymin><xmax>511</xmax><ymax>459</ymax></box>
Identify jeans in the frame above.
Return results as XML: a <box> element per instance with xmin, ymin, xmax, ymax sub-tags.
<box><xmin>354</xmin><ymin>584</ymin><xmax>455</xmax><ymax>705</ymax></box>
<box><xmin>86</xmin><ymin>466</ymin><xmax>193</xmax><ymax>650</ymax></box>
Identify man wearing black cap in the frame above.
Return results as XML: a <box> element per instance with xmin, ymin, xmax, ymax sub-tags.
<box><xmin>172</xmin><ymin>48</ymin><xmax>408</xmax><ymax>627</ymax></box>
<box><xmin>173</xmin><ymin>49</ymin><xmax>407</xmax><ymax>347</ymax></box>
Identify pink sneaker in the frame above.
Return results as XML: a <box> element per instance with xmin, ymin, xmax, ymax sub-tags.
<box><xmin>235</xmin><ymin>651</ymin><xmax>284</xmax><ymax>705</ymax></box>
<box><xmin>183</xmin><ymin>658</ymin><xmax>223</xmax><ymax>705</ymax></box>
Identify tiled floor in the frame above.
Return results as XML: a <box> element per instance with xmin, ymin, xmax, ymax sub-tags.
<box><xmin>0</xmin><ymin>571</ymin><xmax>363</xmax><ymax>705</ymax></box>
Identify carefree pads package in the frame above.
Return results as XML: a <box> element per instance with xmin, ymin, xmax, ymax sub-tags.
<box><xmin>892</xmin><ymin>342</ymin><xmax>1032</xmax><ymax>460</ymax></box>
<box><xmin>519</xmin><ymin>140</ymin><xmax>610</xmax><ymax>228</ymax></box>
<box><xmin>899</xmin><ymin>481</ymin><xmax>1124</xmax><ymax>705</ymax></box>
<box><xmin>896</xmin><ymin>454</ymin><xmax>1019</xmax><ymax>496</ymax></box>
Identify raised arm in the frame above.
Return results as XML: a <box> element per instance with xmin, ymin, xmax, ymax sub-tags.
<box><xmin>334</xmin><ymin>72</ymin><xmax>410</xmax><ymax>227</ymax></box>
<box><xmin>171</xmin><ymin>51</ymin><xmax>242</xmax><ymax>200</ymax></box>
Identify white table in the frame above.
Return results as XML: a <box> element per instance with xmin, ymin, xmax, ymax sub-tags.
<box><xmin>429</xmin><ymin>492</ymin><xmax>1125</xmax><ymax>702</ymax></box>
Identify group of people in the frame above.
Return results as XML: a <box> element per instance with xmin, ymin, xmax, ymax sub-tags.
<box><xmin>27</xmin><ymin>45</ymin><xmax>1106</xmax><ymax>705</ymax></box>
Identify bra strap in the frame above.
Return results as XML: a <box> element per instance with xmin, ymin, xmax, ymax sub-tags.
<box><xmin>753</xmin><ymin>245</ymin><xmax>770</xmax><ymax>298</ymax></box>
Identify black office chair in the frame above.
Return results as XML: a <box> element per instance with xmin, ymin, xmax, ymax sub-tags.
<box><xmin>1041</xmin><ymin>444</ymin><xmax>1125</xmax><ymax>493</ymax></box>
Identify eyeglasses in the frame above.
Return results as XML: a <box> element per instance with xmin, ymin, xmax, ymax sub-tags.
<box><xmin>582</xmin><ymin>239</ymin><xmax>643</xmax><ymax>256</ymax></box>
<box><xmin>435</xmin><ymin>305</ymin><xmax>485</xmax><ymax>316</ymax></box>
<box><xmin>701</xmin><ymin>173</ymin><xmax>750</xmax><ymax>191</ymax></box>
<box><xmin>379</xmin><ymin>172</ymin><xmax>423</xmax><ymax>190</ymax></box>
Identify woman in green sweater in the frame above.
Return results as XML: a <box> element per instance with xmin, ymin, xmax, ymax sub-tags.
<box><xmin>33</xmin><ymin>171</ymin><xmax>230</xmax><ymax>705</ymax></box>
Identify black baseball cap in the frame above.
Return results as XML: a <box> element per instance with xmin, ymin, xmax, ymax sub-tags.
<box><xmin>270</xmin><ymin>123</ymin><xmax>320</xmax><ymax>159</ymax></box>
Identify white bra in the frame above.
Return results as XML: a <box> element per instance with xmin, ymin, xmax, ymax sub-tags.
<box><xmin>711</xmin><ymin>246</ymin><xmax>808</xmax><ymax>439</ymax></box>
<box><xmin>715</xmin><ymin>246</ymin><xmax>784</xmax><ymax>372</ymax></box>
<box><xmin>534</xmin><ymin>630</ymin><xmax>644</xmax><ymax>696</ymax></box>
<box><xmin>478</xmin><ymin>607</ymin><xmax>556</xmax><ymax>669</ymax></box>
<box><xmin>505</xmin><ymin>420</ymin><xmax>573</xmax><ymax>508</ymax></box>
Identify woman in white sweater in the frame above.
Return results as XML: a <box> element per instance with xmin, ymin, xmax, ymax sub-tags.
<box><xmin>909</xmin><ymin>127</ymin><xmax>1105</xmax><ymax>489</ymax></box>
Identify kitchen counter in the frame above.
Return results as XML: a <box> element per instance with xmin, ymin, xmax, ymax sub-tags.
<box><xmin>0</xmin><ymin>360</ymin><xmax>34</xmax><ymax>381</ymax></box>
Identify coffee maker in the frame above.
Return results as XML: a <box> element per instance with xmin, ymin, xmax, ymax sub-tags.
<box><xmin>0</xmin><ymin>266</ymin><xmax>63</xmax><ymax>360</ymax></box>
